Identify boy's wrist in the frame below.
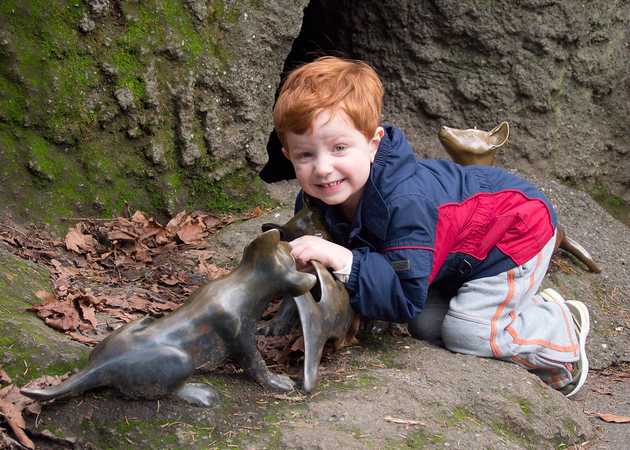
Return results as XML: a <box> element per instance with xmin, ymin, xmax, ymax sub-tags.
<box><xmin>332</xmin><ymin>249</ymin><xmax>353</xmax><ymax>283</ymax></box>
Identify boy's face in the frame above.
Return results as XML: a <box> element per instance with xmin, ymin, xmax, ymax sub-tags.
<box><xmin>282</xmin><ymin>109</ymin><xmax>382</xmax><ymax>218</ymax></box>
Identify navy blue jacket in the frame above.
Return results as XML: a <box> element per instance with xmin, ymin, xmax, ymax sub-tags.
<box><xmin>297</xmin><ymin>125</ymin><xmax>557</xmax><ymax>323</ymax></box>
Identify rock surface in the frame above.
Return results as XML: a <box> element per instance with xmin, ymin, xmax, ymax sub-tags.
<box><xmin>283</xmin><ymin>0</ymin><xmax>630</xmax><ymax>203</ymax></box>
<box><xmin>2</xmin><ymin>0</ymin><xmax>629</xmax><ymax>229</ymax></box>
<box><xmin>1</xmin><ymin>177</ymin><xmax>628</xmax><ymax>449</ymax></box>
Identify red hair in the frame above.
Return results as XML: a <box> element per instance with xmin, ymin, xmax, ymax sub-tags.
<box><xmin>273</xmin><ymin>56</ymin><xmax>383</xmax><ymax>147</ymax></box>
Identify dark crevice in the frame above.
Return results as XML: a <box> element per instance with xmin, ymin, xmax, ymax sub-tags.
<box><xmin>260</xmin><ymin>0</ymin><xmax>355</xmax><ymax>183</ymax></box>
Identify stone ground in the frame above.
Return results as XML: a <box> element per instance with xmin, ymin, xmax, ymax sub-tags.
<box><xmin>1</xmin><ymin>177</ymin><xmax>628</xmax><ymax>449</ymax></box>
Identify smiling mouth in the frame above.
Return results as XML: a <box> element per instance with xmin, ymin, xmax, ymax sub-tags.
<box><xmin>317</xmin><ymin>179</ymin><xmax>344</xmax><ymax>189</ymax></box>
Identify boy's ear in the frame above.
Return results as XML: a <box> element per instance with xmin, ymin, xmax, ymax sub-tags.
<box><xmin>369</xmin><ymin>126</ymin><xmax>384</xmax><ymax>162</ymax></box>
<box><xmin>281</xmin><ymin>147</ymin><xmax>290</xmax><ymax>160</ymax></box>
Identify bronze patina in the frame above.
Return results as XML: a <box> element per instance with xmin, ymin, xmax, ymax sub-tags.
<box><xmin>294</xmin><ymin>261</ymin><xmax>358</xmax><ymax>393</ymax></box>
<box><xmin>260</xmin><ymin>196</ymin><xmax>359</xmax><ymax>391</ymax></box>
<box><xmin>21</xmin><ymin>229</ymin><xmax>316</xmax><ymax>406</ymax></box>
<box><xmin>438</xmin><ymin>121</ymin><xmax>509</xmax><ymax>166</ymax></box>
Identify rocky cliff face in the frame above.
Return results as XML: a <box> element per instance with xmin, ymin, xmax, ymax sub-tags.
<box><xmin>0</xmin><ymin>0</ymin><xmax>307</xmax><ymax>227</ymax></box>
<box><xmin>284</xmin><ymin>0</ymin><xmax>630</xmax><ymax>205</ymax></box>
<box><xmin>1</xmin><ymin>0</ymin><xmax>628</xmax><ymax>228</ymax></box>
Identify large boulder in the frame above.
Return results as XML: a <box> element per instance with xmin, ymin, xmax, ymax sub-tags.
<box><xmin>0</xmin><ymin>0</ymin><xmax>308</xmax><ymax>228</ymax></box>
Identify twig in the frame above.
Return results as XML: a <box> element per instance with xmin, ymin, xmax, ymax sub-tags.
<box><xmin>384</xmin><ymin>416</ymin><xmax>426</xmax><ymax>426</ymax></box>
<box><xmin>60</xmin><ymin>217</ymin><xmax>113</xmax><ymax>222</ymax></box>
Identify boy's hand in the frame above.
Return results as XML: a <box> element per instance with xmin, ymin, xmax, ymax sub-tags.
<box><xmin>289</xmin><ymin>235</ymin><xmax>353</xmax><ymax>272</ymax></box>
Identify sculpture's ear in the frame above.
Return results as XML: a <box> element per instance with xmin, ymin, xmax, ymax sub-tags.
<box><xmin>488</xmin><ymin>121</ymin><xmax>509</xmax><ymax>148</ymax></box>
<box><xmin>285</xmin><ymin>271</ymin><xmax>317</xmax><ymax>296</ymax></box>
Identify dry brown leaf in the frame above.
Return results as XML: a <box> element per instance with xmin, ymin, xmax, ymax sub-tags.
<box><xmin>29</xmin><ymin>298</ymin><xmax>81</xmax><ymax>331</ymax></box>
<box><xmin>77</xmin><ymin>302</ymin><xmax>98</xmax><ymax>328</ymax></box>
<box><xmin>290</xmin><ymin>336</ymin><xmax>305</xmax><ymax>353</ymax></box>
<box><xmin>0</xmin><ymin>385</ymin><xmax>36</xmax><ymax>449</ymax></box>
<box><xmin>127</xmin><ymin>295</ymin><xmax>151</xmax><ymax>311</ymax></box>
<box><xmin>0</xmin><ymin>368</ymin><xmax>11</xmax><ymax>385</ymax></box>
<box><xmin>197</xmin><ymin>259</ymin><xmax>229</xmax><ymax>280</ymax></box>
<box><xmin>107</xmin><ymin>229</ymin><xmax>137</xmax><ymax>242</ymax></box>
<box><xmin>133</xmin><ymin>244</ymin><xmax>153</xmax><ymax>263</ymax></box>
<box><xmin>246</xmin><ymin>206</ymin><xmax>263</xmax><ymax>219</ymax></box>
<box><xmin>203</xmin><ymin>215</ymin><xmax>222</xmax><ymax>230</ymax></box>
<box><xmin>64</xmin><ymin>226</ymin><xmax>97</xmax><ymax>254</ymax></box>
<box><xmin>131</xmin><ymin>210</ymin><xmax>149</xmax><ymax>225</ymax></box>
<box><xmin>589</xmin><ymin>412</ymin><xmax>630</xmax><ymax>423</ymax></box>
<box><xmin>177</xmin><ymin>221</ymin><xmax>205</xmax><ymax>244</ymax></box>
<box><xmin>67</xmin><ymin>332</ymin><xmax>101</xmax><ymax>345</ymax></box>
<box><xmin>166</xmin><ymin>211</ymin><xmax>187</xmax><ymax>232</ymax></box>
<box><xmin>34</xmin><ymin>290</ymin><xmax>56</xmax><ymax>304</ymax></box>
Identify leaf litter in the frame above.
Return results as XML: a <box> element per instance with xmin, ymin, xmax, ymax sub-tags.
<box><xmin>1</xmin><ymin>208</ymin><xmax>323</xmax><ymax>448</ymax></box>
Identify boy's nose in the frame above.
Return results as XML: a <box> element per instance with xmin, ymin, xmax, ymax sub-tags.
<box><xmin>314</xmin><ymin>154</ymin><xmax>333</xmax><ymax>175</ymax></box>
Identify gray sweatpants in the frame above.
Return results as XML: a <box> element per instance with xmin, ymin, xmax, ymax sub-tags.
<box><xmin>408</xmin><ymin>231</ymin><xmax>579</xmax><ymax>389</ymax></box>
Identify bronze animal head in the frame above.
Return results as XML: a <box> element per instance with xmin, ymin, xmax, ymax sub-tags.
<box><xmin>438</xmin><ymin>121</ymin><xmax>509</xmax><ymax>166</ymax></box>
<box><xmin>261</xmin><ymin>194</ymin><xmax>331</xmax><ymax>241</ymax></box>
<box><xmin>241</xmin><ymin>229</ymin><xmax>317</xmax><ymax>296</ymax></box>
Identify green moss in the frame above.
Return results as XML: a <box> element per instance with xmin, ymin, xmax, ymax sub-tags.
<box><xmin>0</xmin><ymin>75</ymin><xmax>27</xmax><ymax>124</ymax></box>
<box><xmin>588</xmin><ymin>182</ymin><xmax>630</xmax><ymax>226</ymax></box>
<box><xmin>518</xmin><ymin>399</ymin><xmax>532</xmax><ymax>416</ymax></box>
<box><xmin>450</xmin><ymin>406</ymin><xmax>475</xmax><ymax>425</ymax></box>
<box><xmin>1</xmin><ymin>0</ymin><xmax>96</xmax><ymax>140</ymax></box>
<box><xmin>0</xmin><ymin>334</ymin><xmax>87</xmax><ymax>385</ymax></box>
<box><xmin>383</xmin><ymin>429</ymin><xmax>443</xmax><ymax>449</ymax></box>
<box><xmin>490</xmin><ymin>421</ymin><xmax>534</xmax><ymax>448</ymax></box>
<box><xmin>562</xmin><ymin>418</ymin><xmax>578</xmax><ymax>436</ymax></box>
<box><xmin>110</xmin><ymin>47</ymin><xmax>145</xmax><ymax>101</ymax></box>
<box><xmin>82</xmin><ymin>417</ymin><xmax>186</xmax><ymax>449</ymax></box>
<box><xmin>188</xmin><ymin>168</ymin><xmax>275</xmax><ymax>213</ymax></box>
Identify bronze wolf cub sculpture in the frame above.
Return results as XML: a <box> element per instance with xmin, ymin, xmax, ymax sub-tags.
<box><xmin>21</xmin><ymin>229</ymin><xmax>316</xmax><ymax>406</ymax></box>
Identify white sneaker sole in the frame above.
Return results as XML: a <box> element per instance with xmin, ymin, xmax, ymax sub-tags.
<box><xmin>564</xmin><ymin>300</ymin><xmax>590</xmax><ymax>398</ymax></box>
<box><xmin>540</xmin><ymin>287</ymin><xmax>566</xmax><ymax>303</ymax></box>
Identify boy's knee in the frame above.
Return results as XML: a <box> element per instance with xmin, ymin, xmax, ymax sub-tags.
<box><xmin>441</xmin><ymin>313</ymin><xmax>494</xmax><ymax>357</ymax></box>
<box><xmin>407</xmin><ymin>305</ymin><xmax>448</xmax><ymax>344</ymax></box>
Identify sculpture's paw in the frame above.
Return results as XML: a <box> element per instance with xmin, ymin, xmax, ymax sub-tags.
<box><xmin>266</xmin><ymin>373</ymin><xmax>295</xmax><ymax>392</ymax></box>
<box><xmin>174</xmin><ymin>383</ymin><xmax>220</xmax><ymax>407</ymax></box>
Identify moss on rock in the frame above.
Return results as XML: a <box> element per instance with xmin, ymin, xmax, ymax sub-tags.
<box><xmin>0</xmin><ymin>246</ymin><xmax>88</xmax><ymax>385</ymax></box>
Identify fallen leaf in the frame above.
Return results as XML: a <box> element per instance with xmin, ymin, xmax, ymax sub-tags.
<box><xmin>34</xmin><ymin>290</ymin><xmax>57</xmax><ymax>304</ymax></box>
<box><xmin>166</xmin><ymin>211</ymin><xmax>187</xmax><ymax>233</ymax></box>
<box><xmin>77</xmin><ymin>302</ymin><xmax>98</xmax><ymax>328</ymax></box>
<box><xmin>64</xmin><ymin>226</ymin><xmax>97</xmax><ymax>254</ymax></box>
<box><xmin>0</xmin><ymin>385</ymin><xmax>36</xmax><ymax>449</ymax></box>
<box><xmin>246</xmin><ymin>206</ymin><xmax>263</xmax><ymax>219</ymax></box>
<box><xmin>107</xmin><ymin>229</ymin><xmax>138</xmax><ymax>242</ymax></box>
<box><xmin>0</xmin><ymin>368</ymin><xmax>11</xmax><ymax>385</ymax></box>
<box><xmin>177</xmin><ymin>221</ymin><xmax>205</xmax><ymax>244</ymax></box>
<box><xmin>67</xmin><ymin>332</ymin><xmax>101</xmax><ymax>345</ymax></box>
<box><xmin>588</xmin><ymin>412</ymin><xmax>630</xmax><ymax>423</ymax></box>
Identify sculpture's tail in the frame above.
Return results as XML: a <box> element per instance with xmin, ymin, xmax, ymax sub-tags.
<box><xmin>20</xmin><ymin>365</ymin><xmax>106</xmax><ymax>402</ymax></box>
<box><xmin>560</xmin><ymin>235</ymin><xmax>601</xmax><ymax>273</ymax></box>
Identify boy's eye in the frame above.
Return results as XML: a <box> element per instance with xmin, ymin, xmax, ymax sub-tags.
<box><xmin>333</xmin><ymin>144</ymin><xmax>347</xmax><ymax>152</ymax></box>
<box><xmin>294</xmin><ymin>151</ymin><xmax>313</xmax><ymax>161</ymax></box>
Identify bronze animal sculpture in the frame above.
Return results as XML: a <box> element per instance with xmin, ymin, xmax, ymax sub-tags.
<box><xmin>21</xmin><ymin>229</ymin><xmax>316</xmax><ymax>406</ymax></box>
<box><xmin>259</xmin><ymin>195</ymin><xmax>334</xmax><ymax>337</ymax></box>
<box><xmin>260</xmin><ymin>196</ymin><xmax>359</xmax><ymax>391</ymax></box>
<box><xmin>438</xmin><ymin>122</ymin><xmax>601</xmax><ymax>273</ymax></box>
<box><xmin>438</xmin><ymin>121</ymin><xmax>510</xmax><ymax>166</ymax></box>
<box><xmin>294</xmin><ymin>261</ymin><xmax>358</xmax><ymax>392</ymax></box>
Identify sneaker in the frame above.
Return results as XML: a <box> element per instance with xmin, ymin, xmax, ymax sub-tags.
<box><xmin>540</xmin><ymin>287</ymin><xmax>565</xmax><ymax>303</ymax></box>
<box><xmin>561</xmin><ymin>300</ymin><xmax>590</xmax><ymax>397</ymax></box>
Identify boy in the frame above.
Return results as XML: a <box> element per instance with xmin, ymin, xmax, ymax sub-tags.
<box><xmin>263</xmin><ymin>56</ymin><xmax>589</xmax><ymax>397</ymax></box>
